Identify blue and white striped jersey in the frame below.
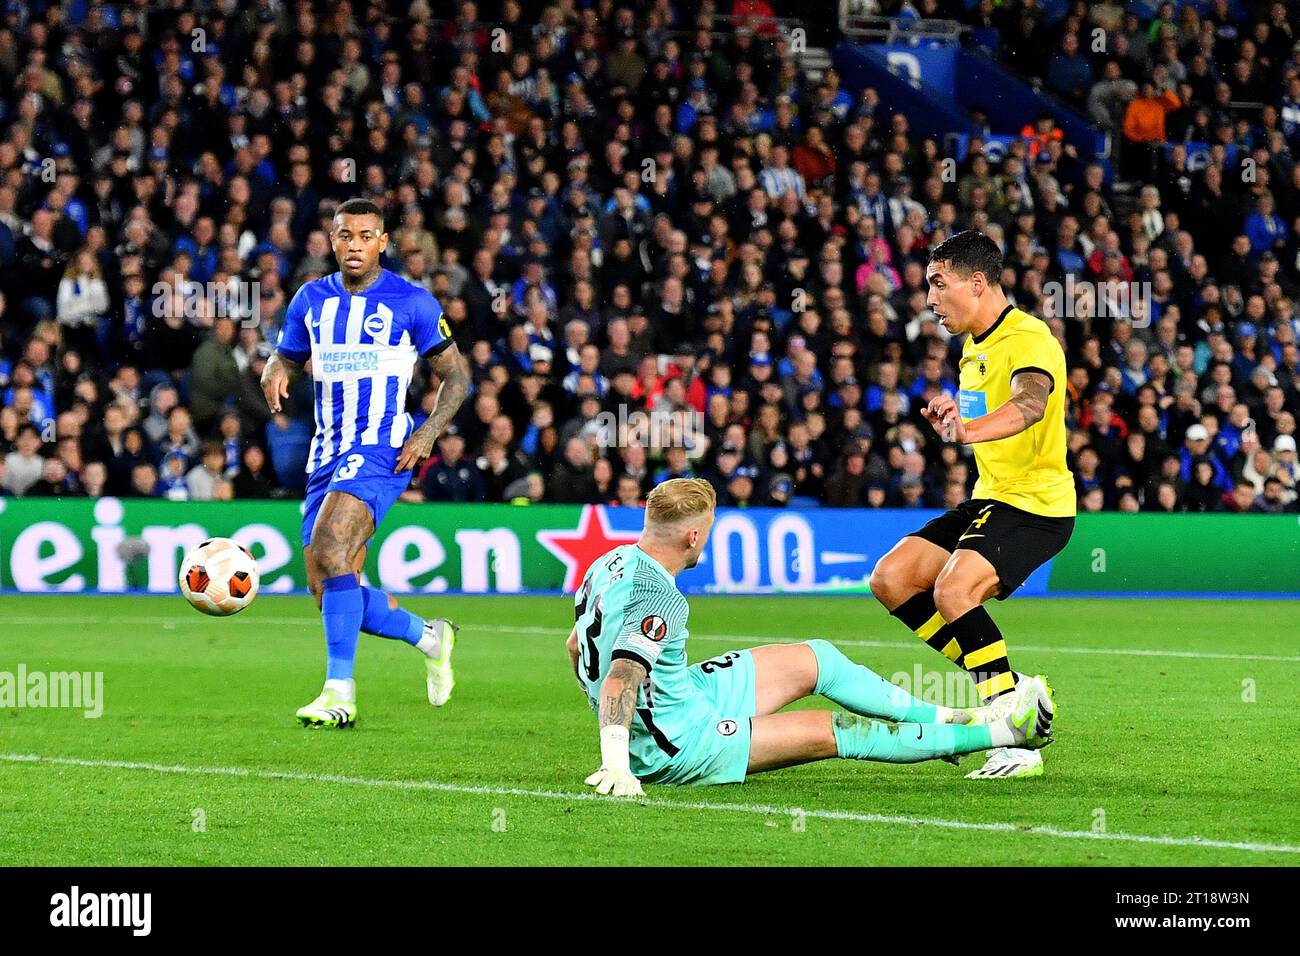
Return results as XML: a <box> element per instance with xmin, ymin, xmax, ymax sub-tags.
<box><xmin>275</xmin><ymin>270</ymin><xmax>451</xmax><ymax>473</ymax></box>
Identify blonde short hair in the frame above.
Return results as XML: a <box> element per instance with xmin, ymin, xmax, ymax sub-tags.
<box><xmin>645</xmin><ymin>477</ymin><xmax>717</xmax><ymax>526</ymax></box>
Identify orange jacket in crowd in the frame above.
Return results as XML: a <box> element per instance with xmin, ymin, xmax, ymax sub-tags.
<box><xmin>1123</xmin><ymin>90</ymin><xmax>1182</xmax><ymax>144</ymax></box>
<box><xmin>1020</xmin><ymin>123</ymin><xmax>1063</xmax><ymax>157</ymax></box>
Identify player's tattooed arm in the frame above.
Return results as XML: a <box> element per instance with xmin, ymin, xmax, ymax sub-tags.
<box><xmin>598</xmin><ymin>657</ymin><xmax>647</xmax><ymax>732</ymax></box>
<box><xmin>945</xmin><ymin>369</ymin><xmax>1053</xmax><ymax>444</ymax></box>
<box><xmin>395</xmin><ymin>341</ymin><xmax>471</xmax><ymax>472</ymax></box>
<box><xmin>1007</xmin><ymin>370</ymin><xmax>1052</xmax><ymax>430</ymax></box>
<box><xmin>587</xmin><ymin>656</ymin><xmax>648</xmax><ymax>796</ymax></box>
<box><xmin>428</xmin><ymin>341</ymin><xmax>472</xmax><ymax>431</ymax></box>
<box><xmin>260</xmin><ymin>353</ymin><xmax>302</xmax><ymax>413</ymax></box>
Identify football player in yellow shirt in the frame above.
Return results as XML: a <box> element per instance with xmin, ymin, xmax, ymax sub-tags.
<box><xmin>870</xmin><ymin>230</ymin><xmax>1076</xmax><ymax>779</ymax></box>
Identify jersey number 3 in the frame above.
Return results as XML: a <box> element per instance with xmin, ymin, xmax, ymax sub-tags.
<box><xmin>574</xmin><ymin>585</ymin><xmax>602</xmax><ymax>682</ymax></box>
<box><xmin>336</xmin><ymin>454</ymin><xmax>365</xmax><ymax>480</ymax></box>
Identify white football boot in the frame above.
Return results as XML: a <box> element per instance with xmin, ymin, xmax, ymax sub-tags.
<box><xmin>296</xmin><ymin>680</ymin><xmax>357</xmax><ymax>728</ymax></box>
<box><xmin>965</xmin><ymin>674</ymin><xmax>1056</xmax><ymax>779</ymax></box>
<box><xmin>423</xmin><ymin>619</ymin><xmax>460</xmax><ymax>707</ymax></box>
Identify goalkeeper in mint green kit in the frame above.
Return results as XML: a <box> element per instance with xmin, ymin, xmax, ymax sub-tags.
<box><xmin>569</xmin><ymin>478</ymin><xmax>1056</xmax><ymax>795</ymax></box>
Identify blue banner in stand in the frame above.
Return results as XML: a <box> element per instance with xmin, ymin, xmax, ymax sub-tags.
<box><xmin>1165</xmin><ymin>141</ymin><xmax>1242</xmax><ymax>172</ymax></box>
<box><xmin>602</xmin><ymin>506</ymin><xmax>975</xmax><ymax>595</ymax></box>
<box><xmin>872</xmin><ymin>43</ymin><xmax>957</xmax><ymax>94</ymax></box>
<box><xmin>949</xmin><ymin>133</ymin><xmax>1023</xmax><ymax>164</ymax></box>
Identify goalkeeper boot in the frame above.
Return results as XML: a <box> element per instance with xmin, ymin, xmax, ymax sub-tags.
<box><xmin>424</xmin><ymin>619</ymin><xmax>460</xmax><ymax>707</ymax></box>
<box><xmin>296</xmin><ymin>681</ymin><xmax>357</xmax><ymax>729</ymax></box>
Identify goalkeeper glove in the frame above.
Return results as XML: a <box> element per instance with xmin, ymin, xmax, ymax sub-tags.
<box><xmin>584</xmin><ymin>725</ymin><xmax>644</xmax><ymax>797</ymax></box>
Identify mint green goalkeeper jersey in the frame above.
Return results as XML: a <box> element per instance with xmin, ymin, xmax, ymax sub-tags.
<box><xmin>574</xmin><ymin>544</ymin><xmax>711</xmax><ymax>778</ymax></box>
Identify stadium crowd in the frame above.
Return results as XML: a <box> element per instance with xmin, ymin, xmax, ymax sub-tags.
<box><xmin>1</xmin><ymin>0</ymin><xmax>1299</xmax><ymax>514</ymax></box>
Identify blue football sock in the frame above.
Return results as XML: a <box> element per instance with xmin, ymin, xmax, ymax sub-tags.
<box><xmin>360</xmin><ymin>587</ymin><xmax>425</xmax><ymax>646</ymax></box>
<box><xmin>808</xmin><ymin>639</ymin><xmax>938</xmax><ymax>723</ymax></box>
<box><xmin>831</xmin><ymin>713</ymin><xmax>993</xmax><ymax>763</ymax></box>
<box><xmin>321</xmin><ymin>574</ymin><xmax>364</xmax><ymax>681</ymax></box>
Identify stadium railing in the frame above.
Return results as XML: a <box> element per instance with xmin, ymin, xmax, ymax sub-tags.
<box><xmin>838</xmin><ymin>14</ymin><xmax>965</xmax><ymax>45</ymax></box>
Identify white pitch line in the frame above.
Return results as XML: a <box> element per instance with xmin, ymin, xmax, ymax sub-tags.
<box><xmin>8</xmin><ymin>616</ymin><xmax>1298</xmax><ymax>664</ymax></box>
<box><xmin>2</xmin><ymin>753</ymin><xmax>1296</xmax><ymax>857</ymax></box>
<box><xmin>464</xmin><ymin>624</ymin><xmax>1300</xmax><ymax>663</ymax></box>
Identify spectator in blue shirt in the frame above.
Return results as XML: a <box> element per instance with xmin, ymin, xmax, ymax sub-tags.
<box><xmin>907</xmin><ymin>355</ymin><xmax>957</xmax><ymax>403</ymax></box>
<box><xmin>1180</xmin><ymin>423</ymin><xmax>1233</xmax><ymax>490</ymax></box>
<box><xmin>1281</xmin><ymin>75</ymin><xmax>1300</xmax><ymax>145</ymax></box>
<box><xmin>1244</xmin><ymin>193</ymin><xmax>1286</xmax><ymax>257</ymax></box>
<box><xmin>676</xmin><ymin>80</ymin><xmax>713</xmax><ymax>133</ymax></box>
<box><xmin>172</xmin><ymin>218</ymin><xmax>219</xmax><ymax>284</ymax></box>
<box><xmin>1046</xmin><ymin>33</ymin><xmax>1094</xmax><ymax>107</ymax></box>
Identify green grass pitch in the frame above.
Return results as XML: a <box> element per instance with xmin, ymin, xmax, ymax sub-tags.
<box><xmin>1</xmin><ymin>594</ymin><xmax>1296</xmax><ymax>866</ymax></box>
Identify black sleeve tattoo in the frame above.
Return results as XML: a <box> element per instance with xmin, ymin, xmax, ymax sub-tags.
<box><xmin>1008</xmin><ymin>371</ymin><xmax>1052</xmax><ymax>429</ymax></box>
<box><xmin>414</xmin><ymin>341</ymin><xmax>470</xmax><ymax>440</ymax></box>
<box><xmin>598</xmin><ymin>658</ymin><xmax>647</xmax><ymax>731</ymax></box>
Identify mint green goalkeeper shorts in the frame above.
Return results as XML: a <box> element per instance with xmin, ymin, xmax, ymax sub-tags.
<box><xmin>642</xmin><ymin>650</ymin><xmax>757</xmax><ymax>787</ymax></box>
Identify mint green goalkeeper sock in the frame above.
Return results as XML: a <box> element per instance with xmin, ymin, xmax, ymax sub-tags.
<box><xmin>809</xmin><ymin>639</ymin><xmax>938</xmax><ymax>723</ymax></box>
<box><xmin>831</xmin><ymin>713</ymin><xmax>995</xmax><ymax>763</ymax></box>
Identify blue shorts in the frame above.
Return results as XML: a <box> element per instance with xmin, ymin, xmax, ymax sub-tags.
<box><xmin>646</xmin><ymin>650</ymin><xmax>758</xmax><ymax>787</ymax></box>
<box><xmin>301</xmin><ymin>446</ymin><xmax>413</xmax><ymax>548</ymax></box>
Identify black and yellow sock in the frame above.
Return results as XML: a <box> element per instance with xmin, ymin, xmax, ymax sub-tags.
<box><xmin>946</xmin><ymin>605</ymin><xmax>1015</xmax><ymax>702</ymax></box>
<box><xmin>889</xmin><ymin>590</ymin><xmax>963</xmax><ymax>666</ymax></box>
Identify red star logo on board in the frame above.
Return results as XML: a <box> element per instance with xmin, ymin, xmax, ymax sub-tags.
<box><xmin>537</xmin><ymin>504</ymin><xmax>640</xmax><ymax>593</ymax></box>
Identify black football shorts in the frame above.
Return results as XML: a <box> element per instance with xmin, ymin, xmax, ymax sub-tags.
<box><xmin>907</xmin><ymin>498</ymin><xmax>1075</xmax><ymax>598</ymax></box>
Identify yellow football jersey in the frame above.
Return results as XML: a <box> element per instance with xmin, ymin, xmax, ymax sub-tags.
<box><xmin>957</xmin><ymin>304</ymin><xmax>1076</xmax><ymax>518</ymax></box>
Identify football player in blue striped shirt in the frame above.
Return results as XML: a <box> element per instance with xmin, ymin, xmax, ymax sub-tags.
<box><xmin>262</xmin><ymin>198</ymin><xmax>470</xmax><ymax>727</ymax></box>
